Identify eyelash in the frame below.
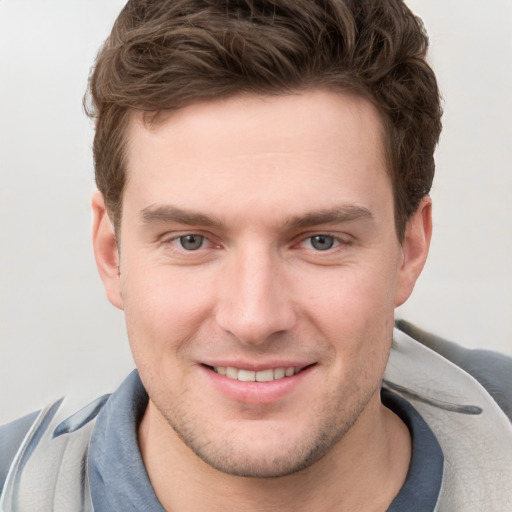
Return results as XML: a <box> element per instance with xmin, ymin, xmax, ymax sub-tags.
<box><xmin>298</xmin><ymin>234</ymin><xmax>343</xmax><ymax>251</ymax></box>
<box><xmin>162</xmin><ymin>232</ymin><xmax>349</xmax><ymax>254</ymax></box>
<box><xmin>164</xmin><ymin>233</ymin><xmax>215</xmax><ymax>252</ymax></box>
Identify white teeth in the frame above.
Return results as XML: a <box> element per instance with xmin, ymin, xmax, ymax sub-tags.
<box><xmin>274</xmin><ymin>368</ymin><xmax>285</xmax><ymax>379</ymax></box>
<box><xmin>226</xmin><ymin>367</ymin><xmax>238</xmax><ymax>379</ymax></box>
<box><xmin>238</xmin><ymin>369</ymin><xmax>256</xmax><ymax>382</ymax></box>
<box><xmin>255</xmin><ymin>369</ymin><xmax>274</xmax><ymax>382</ymax></box>
<box><xmin>213</xmin><ymin>366</ymin><xmax>297</xmax><ymax>381</ymax></box>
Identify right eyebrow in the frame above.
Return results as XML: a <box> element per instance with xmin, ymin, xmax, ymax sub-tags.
<box><xmin>140</xmin><ymin>204</ymin><xmax>225</xmax><ymax>228</ymax></box>
<box><xmin>285</xmin><ymin>205</ymin><xmax>374</xmax><ymax>229</ymax></box>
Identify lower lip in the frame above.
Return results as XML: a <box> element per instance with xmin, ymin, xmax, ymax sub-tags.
<box><xmin>200</xmin><ymin>365</ymin><xmax>315</xmax><ymax>404</ymax></box>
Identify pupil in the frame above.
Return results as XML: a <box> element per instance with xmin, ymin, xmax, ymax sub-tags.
<box><xmin>180</xmin><ymin>235</ymin><xmax>203</xmax><ymax>250</ymax></box>
<box><xmin>311</xmin><ymin>235</ymin><xmax>334</xmax><ymax>250</ymax></box>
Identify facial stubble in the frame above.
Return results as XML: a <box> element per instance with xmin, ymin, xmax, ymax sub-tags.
<box><xmin>149</xmin><ymin>379</ymin><xmax>376</xmax><ymax>479</ymax></box>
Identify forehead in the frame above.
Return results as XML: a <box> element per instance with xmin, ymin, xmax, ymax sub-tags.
<box><xmin>122</xmin><ymin>90</ymin><xmax>391</xmax><ymax>225</ymax></box>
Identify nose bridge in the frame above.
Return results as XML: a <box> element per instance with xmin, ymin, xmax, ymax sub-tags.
<box><xmin>216</xmin><ymin>243</ymin><xmax>295</xmax><ymax>345</ymax></box>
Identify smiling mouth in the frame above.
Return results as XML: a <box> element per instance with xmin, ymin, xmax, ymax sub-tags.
<box><xmin>207</xmin><ymin>365</ymin><xmax>314</xmax><ymax>382</ymax></box>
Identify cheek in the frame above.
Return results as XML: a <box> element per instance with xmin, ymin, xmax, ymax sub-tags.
<box><xmin>297</xmin><ymin>260</ymin><xmax>398</xmax><ymax>324</ymax></box>
<box><xmin>120</xmin><ymin>267</ymin><xmax>216</xmax><ymax>361</ymax></box>
<box><xmin>294</xmin><ymin>262</ymin><xmax>396</xmax><ymax>370</ymax></box>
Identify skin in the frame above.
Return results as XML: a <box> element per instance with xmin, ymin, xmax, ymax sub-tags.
<box><xmin>92</xmin><ymin>90</ymin><xmax>432</xmax><ymax>511</ymax></box>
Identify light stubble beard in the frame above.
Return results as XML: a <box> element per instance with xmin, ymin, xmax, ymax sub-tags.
<box><xmin>150</xmin><ymin>382</ymin><xmax>376</xmax><ymax>479</ymax></box>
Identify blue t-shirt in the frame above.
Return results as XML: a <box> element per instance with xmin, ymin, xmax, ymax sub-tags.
<box><xmin>87</xmin><ymin>370</ymin><xmax>444</xmax><ymax>511</ymax></box>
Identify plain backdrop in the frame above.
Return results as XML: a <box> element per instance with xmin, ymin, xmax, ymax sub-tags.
<box><xmin>1</xmin><ymin>0</ymin><xmax>511</xmax><ymax>423</ymax></box>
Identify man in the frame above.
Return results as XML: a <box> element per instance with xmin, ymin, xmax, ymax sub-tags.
<box><xmin>1</xmin><ymin>0</ymin><xmax>511</xmax><ymax>511</ymax></box>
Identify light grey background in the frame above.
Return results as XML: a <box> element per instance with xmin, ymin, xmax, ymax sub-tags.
<box><xmin>1</xmin><ymin>0</ymin><xmax>511</xmax><ymax>423</ymax></box>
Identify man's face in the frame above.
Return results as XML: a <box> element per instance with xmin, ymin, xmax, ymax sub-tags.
<box><xmin>94</xmin><ymin>90</ymin><xmax>428</xmax><ymax>477</ymax></box>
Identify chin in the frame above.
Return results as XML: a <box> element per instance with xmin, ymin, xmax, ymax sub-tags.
<box><xmin>186</xmin><ymin>438</ymin><xmax>332</xmax><ymax>479</ymax></box>
<box><xmin>166</xmin><ymin>406</ymin><xmax>363</xmax><ymax>479</ymax></box>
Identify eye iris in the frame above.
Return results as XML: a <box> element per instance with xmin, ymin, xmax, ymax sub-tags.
<box><xmin>179</xmin><ymin>235</ymin><xmax>204</xmax><ymax>250</ymax></box>
<box><xmin>311</xmin><ymin>235</ymin><xmax>334</xmax><ymax>250</ymax></box>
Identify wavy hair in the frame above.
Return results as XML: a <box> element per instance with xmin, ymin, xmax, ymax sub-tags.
<box><xmin>85</xmin><ymin>0</ymin><xmax>442</xmax><ymax>239</ymax></box>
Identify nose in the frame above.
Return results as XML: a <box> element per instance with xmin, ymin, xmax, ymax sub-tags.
<box><xmin>215</xmin><ymin>247</ymin><xmax>297</xmax><ymax>346</ymax></box>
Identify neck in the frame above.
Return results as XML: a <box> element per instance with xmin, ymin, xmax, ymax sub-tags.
<box><xmin>138</xmin><ymin>393</ymin><xmax>411</xmax><ymax>512</ymax></box>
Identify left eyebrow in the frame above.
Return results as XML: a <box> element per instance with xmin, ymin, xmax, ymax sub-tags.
<box><xmin>285</xmin><ymin>205</ymin><xmax>374</xmax><ymax>229</ymax></box>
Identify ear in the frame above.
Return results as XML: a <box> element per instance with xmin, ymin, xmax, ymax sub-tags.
<box><xmin>91</xmin><ymin>191</ymin><xmax>124</xmax><ymax>310</ymax></box>
<box><xmin>394</xmin><ymin>197</ymin><xmax>432</xmax><ymax>307</ymax></box>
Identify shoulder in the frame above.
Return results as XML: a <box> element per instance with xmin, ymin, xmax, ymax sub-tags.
<box><xmin>0</xmin><ymin>411</ymin><xmax>40</xmax><ymax>493</ymax></box>
<box><xmin>395</xmin><ymin>319</ymin><xmax>512</xmax><ymax>421</ymax></box>
<box><xmin>0</xmin><ymin>394</ymin><xmax>110</xmax><ymax>508</ymax></box>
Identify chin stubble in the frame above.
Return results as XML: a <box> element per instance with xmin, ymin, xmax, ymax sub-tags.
<box><xmin>154</xmin><ymin>389</ymin><xmax>371</xmax><ymax>479</ymax></box>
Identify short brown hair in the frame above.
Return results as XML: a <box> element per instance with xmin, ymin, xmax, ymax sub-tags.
<box><xmin>85</xmin><ymin>0</ymin><xmax>442</xmax><ymax>239</ymax></box>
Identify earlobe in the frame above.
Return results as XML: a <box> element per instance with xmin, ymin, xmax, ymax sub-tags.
<box><xmin>394</xmin><ymin>197</ymin><xmax>432</xmax><ymax>307</ymax></box>
<box><xmin>91</xmin><ymin>191</ymin><xmax>124</xmax><ymax>310</ymax></box>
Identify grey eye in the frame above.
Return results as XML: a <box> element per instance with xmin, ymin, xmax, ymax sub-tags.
<box><xmin>179</xmin><ymin>235</ymin><xmax>204</xmax><ymax>250</ymax></box>
<box><xmin>310</xmin><ymin>235</ymin><xmax>335</xmax><ymax>251</ymax></box>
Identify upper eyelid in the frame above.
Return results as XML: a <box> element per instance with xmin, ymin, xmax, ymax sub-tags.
<box><xmin>159</xmin><ymin>230</ymin><xmax>351</xmax><ymax>247</ymax></box>
<box><xmin>162</xmin><ymin>232</ymin><xmax>223</xmax><ymax>253</ymax></box>
<box><xmin>298</xmin><ymin>235</ymin><xmax>342</xmax><ymax>247</ymax></box>
<box><xmin>161</xmin><ymin>230</ymin><xmax>213</xmax><ymax>241</ymax></box>
<box><xmin>294</xmin><ymin>231</ymin><xmax>352</xmax><ymax>244</ymax></box>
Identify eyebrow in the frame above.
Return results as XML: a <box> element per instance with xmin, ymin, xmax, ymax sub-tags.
<box><xmin>140</xmin><ymin>205</ymin><xmax>224</xmax><ymax>227</ymax></box>
<box><xmin>139</xmin><ymin>203</ymin><xmax>373</xmax><ymax>229</ymax></box>
<box><xmin>285</xmin><ymin>205</ymin><xmax>374</xmax><ymax>228</ymax></box>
